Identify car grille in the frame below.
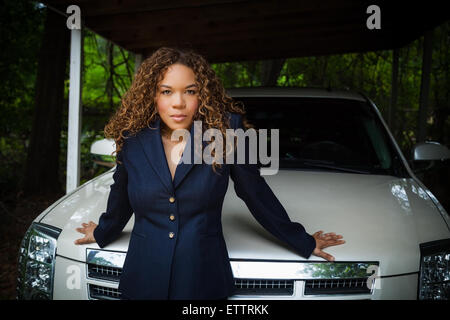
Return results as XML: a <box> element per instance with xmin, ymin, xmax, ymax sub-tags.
<box><xmin>88</xmin><ymin>277</ymin><xmax>371</xmax><ymax>299</ymax></box>
<box><xmin>87</xmin><ymin>279</ymin><xmax>294</xmax><ymax>300</ymax></box>
<box><xmin>87</xmin><ymin>264</ymin><xmax>122</xmax><ymax>282</ymax></box>
<box><xmin>234</xmin><ymin>279</ymin><xmax>294</xmax><ymax>295</ymax></box>
<box><xmin>88</xmin><ymin>284</ymin><xmax>121</xmax><ymax>300</ymax></box>
<box><xmin>87</xmin><ymin>264</ymin><xmax>294</xmax><ymax>296</ymax></box>
<box><xmin>86</xmin><ymin>267</ymin><xmax>373</xmax><ymax>298</ymax></box>
<box><xmin>304</xmin><ymin>278</ymin><xmax>373</xmax><ymax>295</ymax></box>
<box><xmin>86</xmin><ymin>250</ymin><xmax>378</xmax><ymax>299</ymax></box>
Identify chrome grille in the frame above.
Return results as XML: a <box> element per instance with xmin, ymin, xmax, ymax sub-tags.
<box><xmin>89</xmin><ymin>284</ymin><xmax>121</xmax><ymax>300</ymax></box>
<box><xmin>85</xmin><ymin>250</ymin><xmax>379</xmax><ymax>298</ymax></box>
<box><xmin>304</xmin><ymin>278</ymin><xmax>373</xmax><ymax>295</ymax></box>
<box><xmin>87</xmin><ymin>264</ymin><xmax>122</xmax><ymax>282</ymax></box>
<box><xmin>234</xmin><ymin>278</ymin><xmax>294</xmax><ymax>295</ymax></box>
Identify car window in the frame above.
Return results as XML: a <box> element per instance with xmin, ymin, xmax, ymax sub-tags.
<box><xmin>234</xmin><ymin>96</ymin><xmax>408</xmax><ymax>177</ymax></box>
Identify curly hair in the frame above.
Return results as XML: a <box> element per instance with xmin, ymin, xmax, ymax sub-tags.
<box><xmin>104</xmin><ymin>46</ymin><xmax>252</xmax><ymax>172</ymax></box>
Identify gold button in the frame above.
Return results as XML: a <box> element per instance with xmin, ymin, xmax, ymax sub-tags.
<box><xmin>169</xmin><ymin>215</ymin><xmax>175</xmax><ymax>221</ymax></box>
<box><xmin>169</xmin><ymin>197</ymin><xmax>175</xmax><ymax>203</ymax></box>
<box><xmin>169</xmin><ymin>232</ymin><xmax>174</xmax><ymax>239</ymax></box>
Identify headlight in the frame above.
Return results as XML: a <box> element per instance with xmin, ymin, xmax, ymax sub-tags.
<box><xmin>17</xmin><ymin>222</ymin><xmax>61</xmax><ymax>299</ymax></box>
<box><xmin>418</xmin><ymin>238</ymin><xmax>450</xmax><ymax>300</ymax></box>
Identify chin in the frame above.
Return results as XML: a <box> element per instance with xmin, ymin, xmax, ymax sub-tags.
<box><xmin>166</xmin><ymin>123</ymin><xmax>192</xmax><ymax>135</ymax></box>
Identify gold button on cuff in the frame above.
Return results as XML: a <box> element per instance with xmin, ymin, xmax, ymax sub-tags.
<box><xmin>169</xmin><ymin>215</ymin><xmax>175</xmax><ymax>221</ymax></box>
<box><xmin>169</xmin><ymin>232</ymin><xmax>174</xmax><ymax>239</ymax></box>
<box><xmin>169</xmin><ymin>197</ymin><xmax>175</xmax><ymax>203</ymax></box>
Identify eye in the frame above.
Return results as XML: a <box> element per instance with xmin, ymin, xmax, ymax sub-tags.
<box><xmin>186</xmin><ymin>89</ymin><xmax>197</xmax><ymax>95</ymax></box>
<box><xmin>161</xmin><ymin>89</ymin><xmax>171</xmax><ymax>95</ymax></box>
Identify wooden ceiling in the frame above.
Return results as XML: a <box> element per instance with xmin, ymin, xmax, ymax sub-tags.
<box><xmin>44</xmin><ymin>0</ymin><xmax>449</xmax><ymax>63</ymax></box>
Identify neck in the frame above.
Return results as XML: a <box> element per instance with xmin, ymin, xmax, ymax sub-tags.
<box><xmin>160</xmin><ymin>122</ymin><xmax>172</xmax><ymax>140</ymax></box>
<box><xmin>160</xmin><ymin>123</ymin><xmax>185</xmax><ymax>144</ymax></box>
<box><xmin>160</xmin><ymin>120</ymin><xmax>193</xmax><ymax>142</ymax></box>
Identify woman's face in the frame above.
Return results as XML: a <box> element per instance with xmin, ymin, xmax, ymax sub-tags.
<box><xmin>156</xmin><ymin>63</ymin><xmax>199</xmax><ymax>138</ymax></box>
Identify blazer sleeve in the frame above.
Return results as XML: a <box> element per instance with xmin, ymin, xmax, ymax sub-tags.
<box><xmin>93</xmin><ymin>145</ymin><xmax>134</xmax><ymax>248</ymax></box>
<box><xmin>229</xmin><ymin>113</ymin><xmax>316</xmax><ymax>259</ymax></box>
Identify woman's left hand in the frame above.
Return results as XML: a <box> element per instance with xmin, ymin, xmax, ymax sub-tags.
<box><xmin>311</xmin><ymin>231</ymin><xmax>345</xmax><ymax>262</ymax></box>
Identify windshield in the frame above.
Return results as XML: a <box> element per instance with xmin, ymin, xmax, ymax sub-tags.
<box><xmin>234</xmin><ymin>96</ymin><xmax>409</xmax><ymax>177</ymax></box>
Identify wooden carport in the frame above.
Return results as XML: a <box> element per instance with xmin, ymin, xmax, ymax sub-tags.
<box><xmin>42</xmin><ymin>0</ymin><xmax>449</xmax><ymax>192</ymax></box>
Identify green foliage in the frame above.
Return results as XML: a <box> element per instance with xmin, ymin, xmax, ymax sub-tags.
<box><xmin>212</xmin><ymin>61</ymin><xmax>264</xmax><ymax>87</ymax></box>
<box><xmin>60</xmin><ymin>29</ymin><xmax>135</xmax><ymax>186</ymax></box>
<box><xmin>0</xmin><ymin>0</ymin><xmax>45</xmax><ymax>193</ymax></box>
<box><xmin>80</xmin><ymin>29</ymin><xmax>134</xmax><ymax>110</ymax></box>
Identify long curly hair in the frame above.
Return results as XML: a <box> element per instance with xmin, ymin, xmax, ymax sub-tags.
<box><xmin>104</xmin><ymin>46</ymin><xmax>252</xmax><ymax>172</ymax></box>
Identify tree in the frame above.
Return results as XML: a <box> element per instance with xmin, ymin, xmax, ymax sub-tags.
<box><xmin>23</xmin><ymin>8</ymin><xmax>70</xmax><ymax>195</ymax></box>
<box><xmin>261</xmin><ymin>59</ymin><xmax>285</xmax><ymax>86</ymax></box>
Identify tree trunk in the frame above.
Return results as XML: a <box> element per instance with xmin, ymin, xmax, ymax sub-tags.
<box><xmin>261</xmin><ymin>58</ymin><xmax>285</xmax><ymax>86</ymax></box>
<box><xmin>106</xmin><ymin>41</ymin><xmax>114</xmax><ymax>109</ymax></box>
<box><xmin>23</xmin><ymin>8</ymin><xmax>70</xmax><ymax>195</ymax></box>
<box><xmin>417</xmin><ymin>30</ymin><xmax>433</xmax><ymax>143</ymax></box>
<box><xmin>389</xmin><ymin>48</ymin><xmax>399</xmax><ymax>132</ymax></box>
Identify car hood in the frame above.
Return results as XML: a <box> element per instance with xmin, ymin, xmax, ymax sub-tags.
<box><xmin>40</xmin><ymin>169</ymin><xmax>450</xmax><ymax>277</ymax></box>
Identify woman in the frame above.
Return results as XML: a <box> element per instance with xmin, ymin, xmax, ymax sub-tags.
<box><xmin>74</xmin><ymin>47</ymin><xmax>345</xmax><ymax>300</ymax></box>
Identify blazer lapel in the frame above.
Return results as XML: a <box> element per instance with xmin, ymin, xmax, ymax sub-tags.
<box><xmin>136</xmin><ymin>117</ymin><xmax>208</xmax><ymax>192</ymax></box>
<box><xmin>172</xmin><ymin>120</ymin><xmax>203</xmax><ymax>189</ymax></box>
<box><xmin>136</xmin><ymin>118</ymin><xmax>174</xmax><ymax>195</ymax></box>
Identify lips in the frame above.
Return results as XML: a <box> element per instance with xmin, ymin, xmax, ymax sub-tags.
<box><xmin>170</xmin><ymin>114</ymin><xmax>187</xmax><ymax>122</ymax></box>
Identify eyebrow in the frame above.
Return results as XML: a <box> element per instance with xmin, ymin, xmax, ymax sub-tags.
<box><xmin>159</xmin><ymin>84</ymin><xmax>198</xmax><ymax>89</ymax></box>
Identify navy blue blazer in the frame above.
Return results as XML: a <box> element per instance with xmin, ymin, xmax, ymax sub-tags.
<box><xmin>93</xmin><ymin>112</ymin><xmax>316</xmax><ymax>300</ymax></box>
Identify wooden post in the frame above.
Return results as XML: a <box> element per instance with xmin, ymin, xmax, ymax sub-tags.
<box><xmin>66</xmin><ymin>28</ymin><xmax>83</xmax><ymax>193</ymax></box>
<box><xmin>134</xmin><ymin>53</ymin><xmax>143</xmax><ymax>76</ymax></box>
<box><xmin>417</xmin><ymin>29</ymin><xmax>433</xmax><ymax>143</ymax></box>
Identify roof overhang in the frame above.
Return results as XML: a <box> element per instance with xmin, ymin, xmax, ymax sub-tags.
<box><xmin>43</xmin><ymin>0</ymin><xmax>449</xmax><ymax>62</ymax></box>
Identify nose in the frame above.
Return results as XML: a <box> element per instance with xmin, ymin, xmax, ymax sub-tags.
<box><xmin>172</xmin><ymin>92</ymin><xmax>186</xmax><ymax>108</ymax></box>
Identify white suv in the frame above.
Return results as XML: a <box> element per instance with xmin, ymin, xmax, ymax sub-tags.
<box><xmin>17</xmin><ymin>87</ymin><xmax>450</xmax><ymax>300</ymax></box>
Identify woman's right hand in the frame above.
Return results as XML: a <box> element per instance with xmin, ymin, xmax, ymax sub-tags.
<box><xmin>74</xmin><ymin>221</ymin><xmax>98</xmax><ymax>245</ymax></box>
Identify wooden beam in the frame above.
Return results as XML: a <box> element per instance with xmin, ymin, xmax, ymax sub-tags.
<box><xmin>82</xmin><ymin>0</ymin><xmax>357</xmax><ymax>32</ymax></box>
<box><xmin>47</xmin><ymin>0</ymin><xmax>354</xmax><ymax>20</ymax></box>
<box><xmin>46</xmin><ymin>0</ymin><xmax>251</xmax><ymax>17</ymax></box>
<box><xmin>120</xmin><ymin>20</ymin><xmax>363</xmax><ymax>50</ymax></box>
<box><xmin>141</xmin><ymin>31</ymin><xmax>399</xmax><ymax>62</ymax></box>
<box><xmin>100</xmin><ymin>11</ymin><xmax>363</xmax><ymax>44</ymax></box>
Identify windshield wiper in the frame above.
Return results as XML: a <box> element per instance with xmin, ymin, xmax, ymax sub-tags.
<box><xmin>299</xmin><ymin>159</ymin><xmax>372</xmax><ymax>174</ymax></box>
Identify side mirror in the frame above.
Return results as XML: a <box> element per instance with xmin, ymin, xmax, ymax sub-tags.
<box><xmin>410</xmin><ymin>141</ymin><xmax>450</xmax><ymax>175</ymax></box>
<box><xmin>90</xmin><ymin>139</ymin><xmax>116</xmax><ymax>168</ymax></box>
<box><xmin>412</xmin><ymin>141</ymin><xmax>450</xmax><ymax>161</ymax></box>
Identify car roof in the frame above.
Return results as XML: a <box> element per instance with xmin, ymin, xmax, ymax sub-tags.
<box><xmin>225</xmin><ymin>87</ymin><xmax>366</xmax><ymax>102</ymax></box>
